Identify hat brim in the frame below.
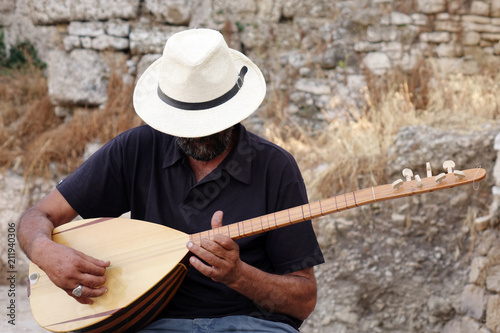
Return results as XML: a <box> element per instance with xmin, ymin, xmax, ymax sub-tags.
<box><xmin>133</xmin><ymin>49</ymin><xmax>266</xmax><ymax>138</ymax></box>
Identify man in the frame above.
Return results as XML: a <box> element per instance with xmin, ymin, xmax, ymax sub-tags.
<box><xmin>18</xmin><ymin>28</ymin><xmax>324</xmax><ymax>332</ymax></box>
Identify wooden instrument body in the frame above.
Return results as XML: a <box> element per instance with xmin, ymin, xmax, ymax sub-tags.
<box><xmin>28</xmin><ymin>218</ymin><xmax>190</xmax><ymax>332</ymax></box>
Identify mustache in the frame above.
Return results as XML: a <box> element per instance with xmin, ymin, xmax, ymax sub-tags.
<box><xmin>175</xmin><ymin>126</ymin><xmax>235</xmax><ymax>161</ymax></box>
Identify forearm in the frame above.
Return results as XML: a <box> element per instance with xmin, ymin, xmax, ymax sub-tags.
<box><xmin>18</xmin><ymin>208</ymin><xmax>56</xmax><ymax>263</ymax></box>
<box><xmin>17</xmin><ymin>188</ymin><xmax>77</xmax><ymax>263</ymax></box>
<box><xmin>227</xmin><ymin>264</ymin><xmax>317</xmax><ymax>320</ymax></box>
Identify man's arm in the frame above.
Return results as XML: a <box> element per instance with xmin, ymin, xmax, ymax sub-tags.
<box><xmin>17</xmin><ymin>189</ymin><xmax>110</xmax><ymax>304</ymax></box>
<box><xmin>187</xmin><ymin>211</ymin><xmax>318</xmax><ymax>320</ymax></box>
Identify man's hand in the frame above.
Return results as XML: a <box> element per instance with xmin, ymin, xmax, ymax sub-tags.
<box><xmin>186</xmin><ymin>211</ymin><xmax>243</xmax><ymax>286</ymax></box>
<box><xmin>17</xmin><ymin>189</ymin><xmax>110</xmax><ymax>305</ymax></box>
<box><xmin>186</xmin><ymin>210</ymin><xmax>318</xmax><ymax>320</ymax></box>
<box><xmin>37</xmin><ymin>239</ymin><xmax>110</xmax><ymax>304</ymax></box>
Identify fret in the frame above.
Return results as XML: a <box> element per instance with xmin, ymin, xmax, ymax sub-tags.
<box><xmin>334</xmin><ymin>195</ymin><xmax>340</xmax><ymax>212</ymax></box>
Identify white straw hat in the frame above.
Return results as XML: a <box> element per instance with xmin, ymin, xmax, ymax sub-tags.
<box><xmin>133</xmin><ymin>28</ymin><xmax>266</xmax><ymax>138</ymax></box>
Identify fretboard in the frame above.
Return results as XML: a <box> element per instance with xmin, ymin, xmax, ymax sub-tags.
<box><xmin>189</xmin><ymin>167</ymin><xmax>486</xmax><ymax>244</ymax></box>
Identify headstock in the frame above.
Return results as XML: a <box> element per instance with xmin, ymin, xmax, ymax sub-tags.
<box><xmin>391</xmin><ymin>160</ymin><xmax>482</xmax><ymax>191</ymax></box>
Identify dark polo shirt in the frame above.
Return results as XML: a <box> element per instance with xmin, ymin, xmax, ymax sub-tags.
<box><xmin>57</xmin><ymin>124</ymin><xmax>324</xmax><ymax>330</ymax></box>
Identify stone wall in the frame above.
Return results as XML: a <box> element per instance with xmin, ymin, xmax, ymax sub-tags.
<box><xmin>2</xmin><ymin>0</ymin><xmax>500</xmax><ymax>122</ymax></box>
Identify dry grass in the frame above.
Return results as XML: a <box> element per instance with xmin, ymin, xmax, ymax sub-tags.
<box><xmin>264</xmin><ymin>60</ymin><xmax>500</xmax><ymax>200</ymax></box>
<box><xmin>0</xmin><ymin>67</ymin><xmax>142</xmax><ymax>182</ymax></box>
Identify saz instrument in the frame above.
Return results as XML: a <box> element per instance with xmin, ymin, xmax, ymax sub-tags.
<box><xmin>28</xmin><ymin>162</ymin><xmax>486</xmax><ymax>332</ymax></box>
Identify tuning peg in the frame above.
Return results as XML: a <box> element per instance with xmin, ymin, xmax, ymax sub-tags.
<box><xmin>454</xmin><ymin>170</ymin><xmax>465</xmax><ymax>180</ymax></box>
<box><xmin>392</xmin><ymin>179</ymin><xmax>404</xmax><ymax>190</ymax></box>
<box><xmin>435</xmin><ymin>173</ymin><xmax>446</xmax><ymax>183</ymax></box>
<box><xmin>443</xmin><ymin>160</ymin><xmax>455</xmax><ymax>174</ymax></box>
<box><xmin>426</xmin><ymin>162</ymin><xmax>432</xmax><ymax>177</ymax></box>
<box><xmin>402</xmin><ymin>168</ymin><xmax>413</xmax><ymax>181</ymax></box>
<box><xmin>415</xmin><ymin>174</ymin><xmax>423</xmax><ymax>187</ymax></box>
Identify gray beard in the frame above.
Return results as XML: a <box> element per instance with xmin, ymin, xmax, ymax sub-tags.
<box><xmin>175</xmin><ymin>126</ymin><xmax>234</xmax><ymax>162</ymax></box>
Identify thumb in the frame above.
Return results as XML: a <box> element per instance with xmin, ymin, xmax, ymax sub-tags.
<box><xmin>211</xmin><ymin>210</ymin><xmax>224</xmax><ymax>229</ymax></box>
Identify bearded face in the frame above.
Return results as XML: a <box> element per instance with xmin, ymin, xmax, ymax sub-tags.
<box><xmin>175</xmin><ymin>126</ymin><xmax>235</xmax><ymax>162</ymax></box>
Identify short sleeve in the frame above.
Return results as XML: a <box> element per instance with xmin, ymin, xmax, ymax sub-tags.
<box><xmin>57</xmin><ymin>134</ymin><xmax>130</xmax><ymax>218</ymax></box>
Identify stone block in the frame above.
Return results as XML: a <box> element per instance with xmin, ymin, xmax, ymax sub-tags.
<box><xmin>0</xmin><ymin>0</ymin><xmax>15</xmax><ymax>13</ymax></box>
<box><xmin>144</xmin><ymin>0</ymin><xmax>191</xmax><ymax>25</ymax></box>
<box><xmin>434</xmin><ymin>20</ymin><xmax>463</xmax><ymax>32</ymax></box>
<box><xmin>105</xmin><ymin>20</ymin><xmax>130</xmax><ymax>37</ymax></box>
<box><xmin>494</xmin><ymin>0</ymin><xmax>500</xmax><ymax>17</ymax></box>
<box><xmin>362</xmin><ymin>52</ymin><xmax>392</xmax><ymax>75</ymax></box>
<box><xmin>460</xmin><ymin>284</ymin><xmax>486</xmax><ymax>320</ymax></box>
<box><xmin>47</xmin><ymin>49</ymin><xmax>109</xmax><ymax>107</ymax></box>
<box><xmin>420</xmin><ymin>31</ymin><xmax>451</xmax><ymax>43</ymax></box>
<box><xmin>470</xmin><ymin>256</ymin><xmax>489</xmax><ymax>284</ymax></box>
<box><xmin>63</xmin><ymin>35</ymin><xmax>81</xmax><ymax>51</ymax></box>
<box><xmin>30</xmin><ymin>0</ymin><xmax>140</xmax><ymax>24</ymax></box>
<box><xmin>463</xmin><ymin>31</ymin><xmax>481</xmax><ymax>45</ymax></box>
<box><xmin>67</xmin><ymin>21</ymin><xmax>105</xmax><ymax>37</ymax></box>
<box><xmin>367</xmin><ymin>25</ymin><xmax>398</xmax><ymax>42</ymax></box>
<box><xmin>464</xmin><ymin>21</ymin><xmax>500</xmax><ymax>33</ymax></box>
<box><xmin>482</xmin><ymin>33</ymin><xmax>500</xmax><ymax>41</ymax></box>
<box><xmin>470</xmin><ymin>1</ymin><xmax>490</xmax><ymax>16</ymax></box>
<box><xmin>354</xmin><ymin>42</ymin><xmax>380</xmax><ymax>52</ymax></box>
<box><xmin>411</xmin><ymin>13</ymin><xmax>429</xmax><ymax>26</ymax></box>
<box><xmin>435</xmin><ymin>43</ymin><xmax>462</xmax><ymax>58</ymax></box>
<box><xmin>391</xmin><ymin>12</ymin><xmax>412</xmax><ymax>25</ymax></box>
<box><xmin>462</xmin><ymin>15</ymin><xmax>492</xmax><ymax>24</ymax></box>
<box><xmin>91</xmin><ymin>35</ymin><xmax>129</xmax><ymax>51</ymax></box>
<box><xmin>129</xmin><ymin>26</ymin><xmax>185</xmax><ymax>55</ymax></box>
<box><xmin>417</xmin><ymin>0</ymin><xmax>446</xmax><ymax>14</ymax></box>
<box><xmin>486</xmin><ymin>295</ymin><xmax>500</xmax><ymax>332</ymax></box>
<box><xmin>486</xmin><ymin>265</ymin><xmax>500</xmax><ymax>292</ymax></box>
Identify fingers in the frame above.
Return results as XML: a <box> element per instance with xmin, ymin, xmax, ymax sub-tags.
<box><xmin>187</xmin><ymin>235</ymin><xmax>241</xmax><ymax>284</ymax></box>
<box><xmin>77</xmin><ymin>251</ymin><xmax>110</xmax><ymax>278</ymax></box>
<box><xmin>211</xmin><ymin>210</ymin><xmax>224</xmax><ymax>229</ymax></box>
<box><xmin>42</xmin><ymin>242</ymin><xmax>110</xmax><ymax>303</ymax></box>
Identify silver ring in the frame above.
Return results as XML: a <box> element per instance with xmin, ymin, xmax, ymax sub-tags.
<box><xmin>72</xmin><ymin>284</ymin><xmax>83</xmax><ymax>297</ymax></box>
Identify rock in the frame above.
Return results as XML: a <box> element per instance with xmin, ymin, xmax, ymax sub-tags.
<box><xmin>427</xmin><ymin>295</ymin><xmax>452</xmax><ymax>316</ymax></box>
<box><xmin>294</xmin><ymin>78</ymin><xmax>331</xmax><ymax>95</ymax></box>
<box><xmin>129</xmin><ymin>26</ymin><xmax>185</xmax><ymax>54</ymax></box>
<box><xmin>494</xmin><ymin>0</ymin><xmax>500</xmax><ymax>17</ymax></box>
<box><xmin>362</xmin><ymin>52</ymin><xmax>392</xmax><ymax>75</ymax></box>
<box><xmin>460</xmin><ymin>284</ymin><xmax>487</xmax><ymax>320</ymax></box>
<box><xmin>67</xmin><ymin>21</ymin><xmax>105</xmax><ymax>37</ymax></box>
<box><xmin>470</xmin><ymin>256</ymin><xmax>489</xmax><ymax>284</ymax></box>
<box><xmin>105</xmin><ymin>19</ymin><xmax>130</xmax><ymax>37</ymax></box>
<box><xmin>387</xmin><ymin>125</ymin><xmax>496</xmax><ymax>179</ymax></box>
<box><xmin>486</xmin><ymin>295</ymin><xmax>500</xmax><ymax>332</ymax></box>
<box><xmin>367</xmin><ymin>25</ymin><xmax>398</xmax><ymax>42</ymax></box>
<box><xmin>391</xmin><ymin>12</ymin><xmax>412</xmax><ymax>26</ymax></box>
<box><xmin>420</xmin><ymin>32</ymin><xmax>451</xmax><ymax>43</ymax></box>
<box><xmin>486</xmin><ymin>265</ymin><xmax>500</xmax><ymax>292</ymax></box>
<box><xmin>144</xmin><ymin>0</ymin><xmax>191</xmax><ymax>25</ymax></box>
<box><xmin>470</xmin><ymin>1</ymin><xmax>491</xmax><ymax>16</ymax></box>
<box><xmin>47</xmin><ymin>49</ymin><xmax>109</xmax><ymax>107</ymax></box>
<box><xmin>30</xmin><ymin>0</ymin><xmax>140</xmax><ymax>24</ymax></box>
<box><xmin>417</xmin><ymin>0</ymin><xmax>447</xmax><ymax>14</ymax></box>
<box><xmin>91</xmin><ymin>35</ymin><xmax>129</xmax><ymax>51</ymax></box>
<box><xmin>463</xmin><ymin>31</ymin><xmax>482</xmax><ymax>45</ymax></box>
